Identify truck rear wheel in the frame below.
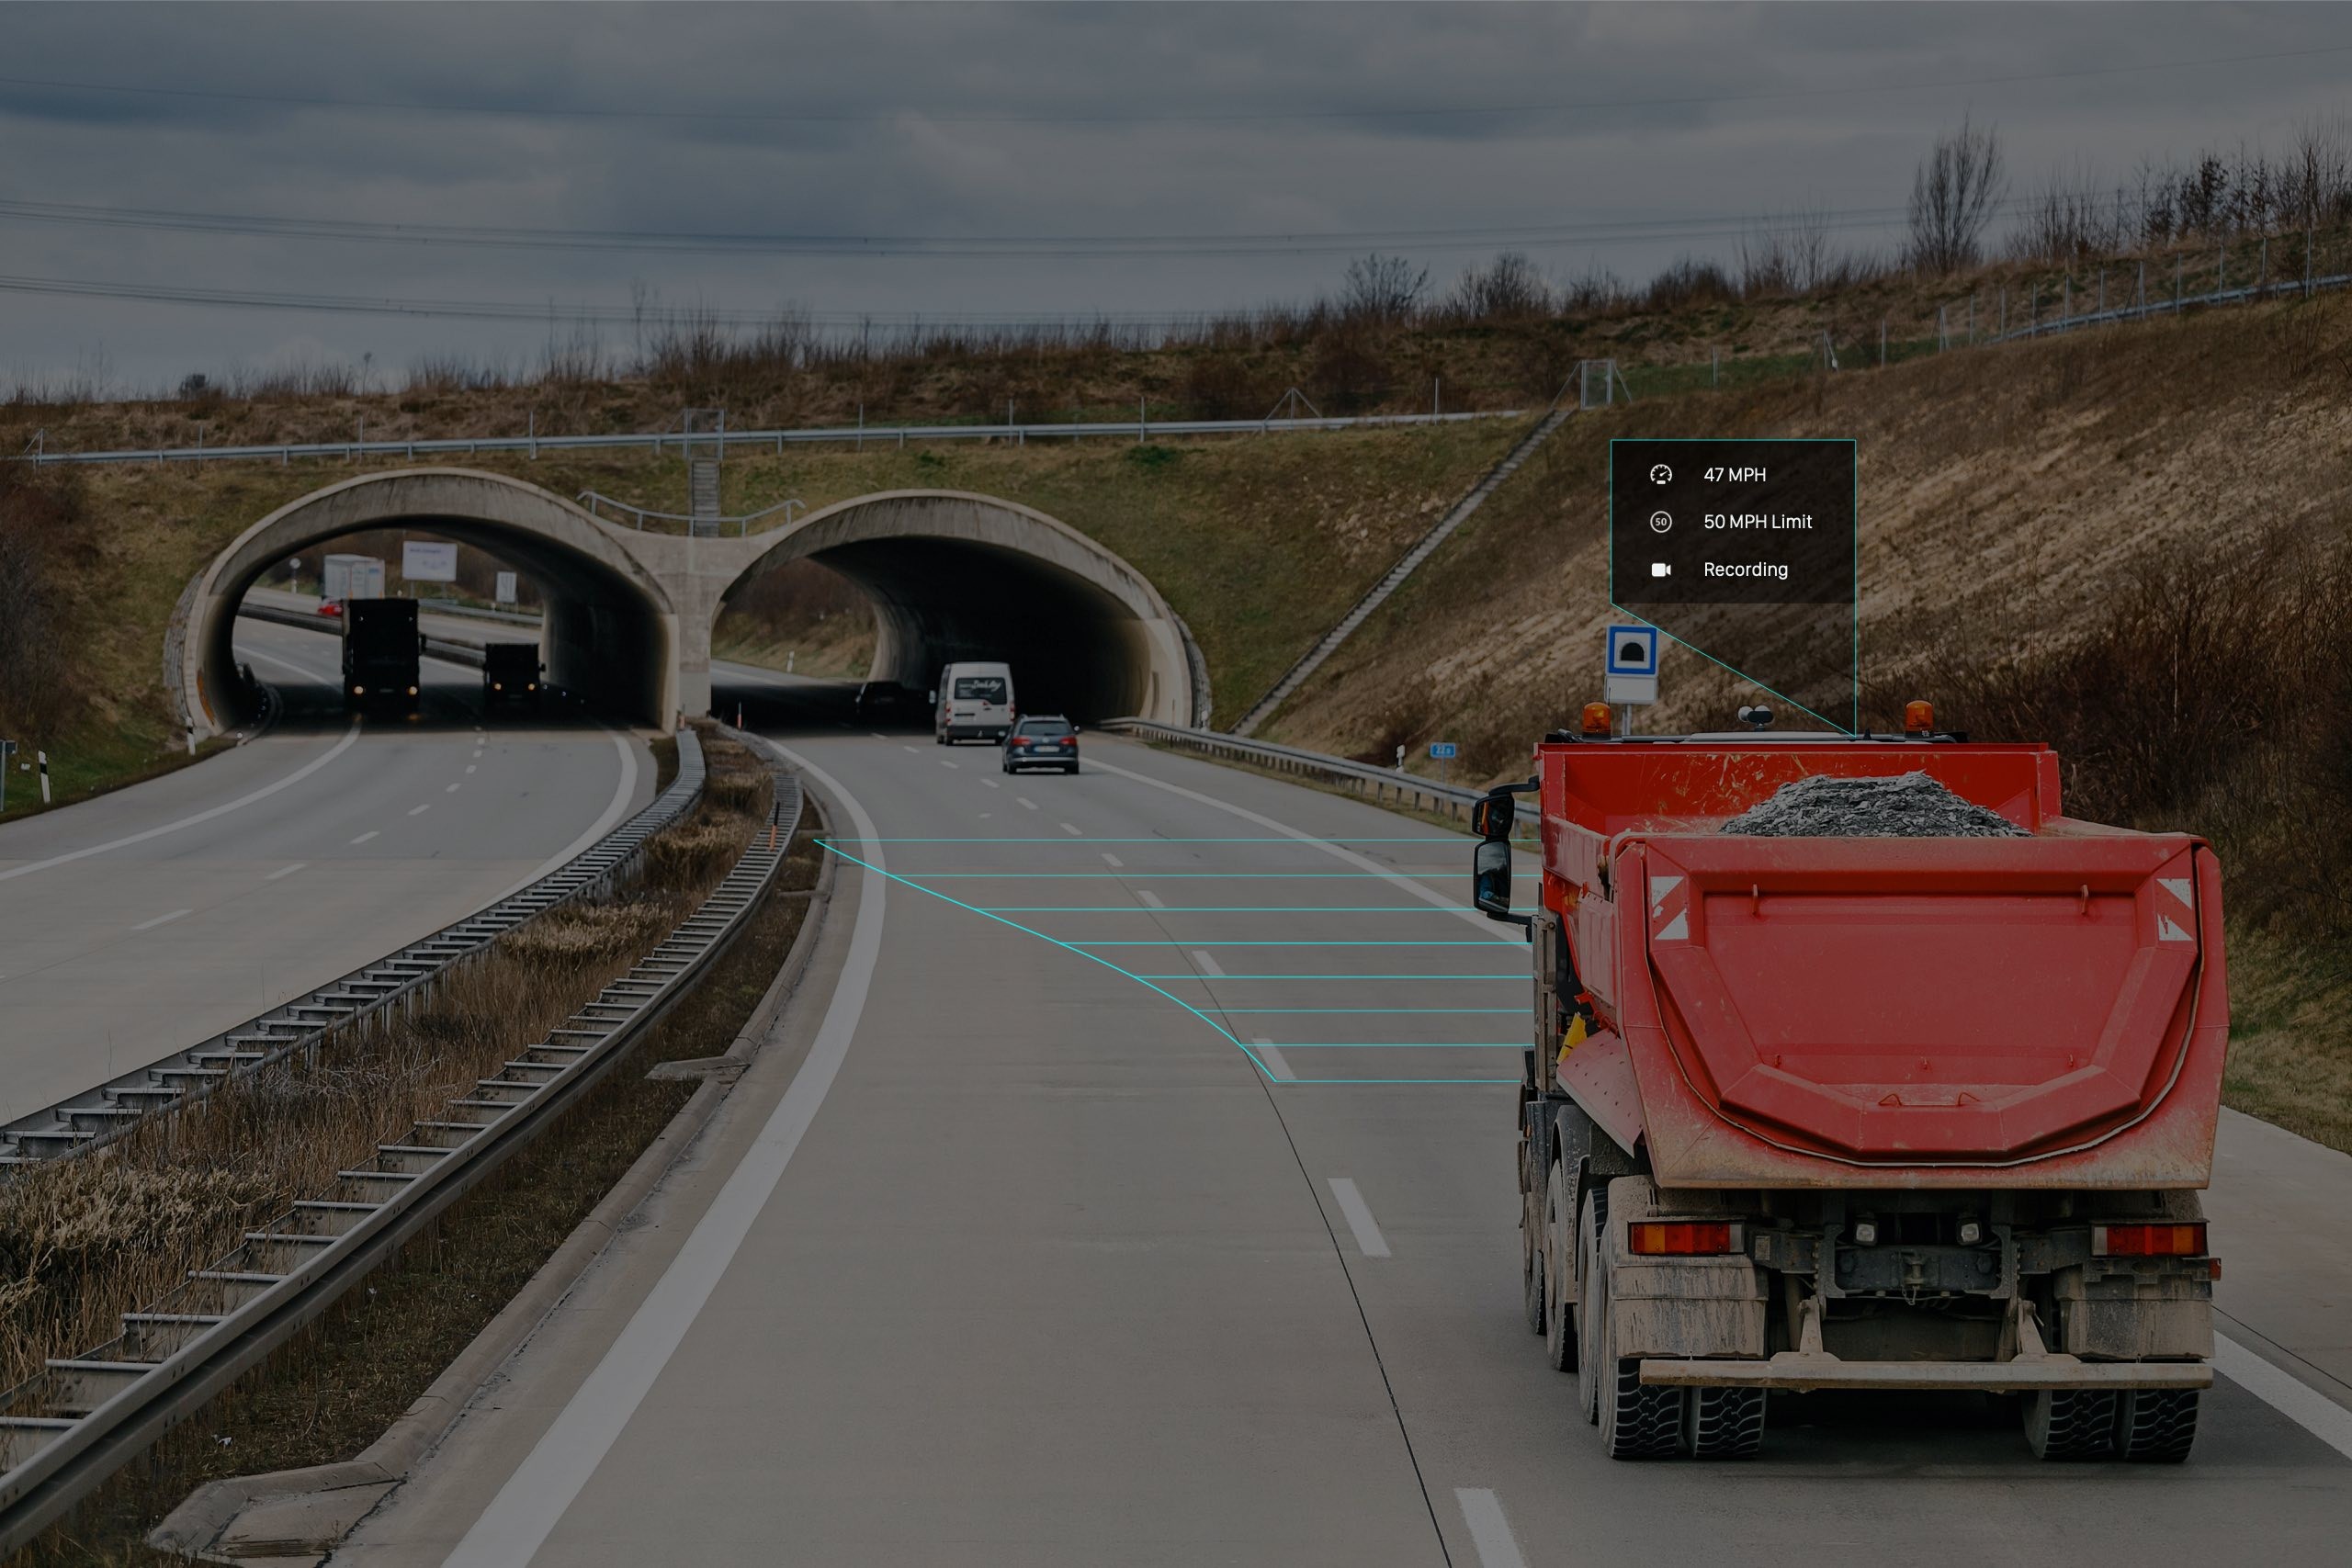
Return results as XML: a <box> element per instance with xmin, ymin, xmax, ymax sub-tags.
<box><xmin>1574</xmin><ymin>1185</ymin><xmax>1609</xmax><ymax>1424</ymax></box>
<box><xmin>2024</xmin><ymin>1389</ymin><xmax>2120</xmax><ymax>1460</ymax></box>
<box><xmin>1520</xmin><ymin>1154</ymin><xmax>1546</xmax><ymax>1336</ymax></box>
<box><xmin>1686</xmin><ymin>1387</ymin><xmax>1767</xmax><ymax>1459</ymax></box>
<box><xmin>2115</xmin><ymin>1389</ymin><xmax>2199</xmax><ymax>1462</ymax></box>
<box><xmin>1542</xmin><ymin>1162</ymin><xmax>1574</xmax><ymax>1369</ymax></box>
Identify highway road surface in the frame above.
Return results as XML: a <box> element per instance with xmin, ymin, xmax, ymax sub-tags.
<box><xmin>0</xmin><ymin>617</ymin><xmax>653</xmax><ymax>1123</ymax></box>
<box><xmin>334</xmin><ymin>682</ymin><xmax>2352</xmax><ymax>1568</ymax></box>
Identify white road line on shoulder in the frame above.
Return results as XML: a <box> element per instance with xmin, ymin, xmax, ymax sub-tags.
<box><xmin>408</xmin><ymin>804</ymin><xmax>431</xmax><ymax>817</ymax></box>
<box><xmin>1016</xmin><ymin>796</ymin><xmax>1038</xmax><ymax>811</ymax></box>
<box><xmin>1328</xmin><ymin>1178</ymin><xmax>1391</xmax><ymax>1258</ymax></box>
<box><xmin>1251</xmin><ymin>1038</ymin><xmax>1295</xmax><ymax>1082</ymax></box>
<box><xmin>1137</xmin><ymin>890</ymin><xmax>1166</xmax><ymax>908</ymax></box>
<box><xmin>1083</xmin><ymin>752</ymin><xmax>1519</xmax><ymax>944</ymax></box>
<box><xmin>265</xmin><ymin>862</ymin><xmax>307</xmax><ymax>881</ymax></box>
<box><xmin>1101</xmin><ymin>852</ymin><xmax>1125</xmax><ymax>868</ymax></box>
<box><xmin>0</xmin><ymin>719</ymin><xmax>362</xmax><ymax>884</ymax></box>
<box><xmin>131</xmin><ymin>908</ymin><xmax>192</xmax><ymax>931</ymax></box>
<box><xmin>1192</xmin><ymin>949</ymin><xmax>1225</xmax><ymax>977</ymax></box>
<box><xmin>349</xmin><ymin>830</ymin><xmax>379</xmax><ymax>845</ymax></box>
<box><xmin>2215</xmin><ymin>1335</ymin><xmax>2352</xmax><ymax>1461</ymax></box>
<box><xmin>1058</xmin><ymin>821</ymin><xmax>1082</xmax><ymax>836</ymax></box>
<box><xmin>445</xmin><ymin>739</ymin><xmax>885</xmax><ymax>1568</ymax></box>
<box><xmin>489</xmin><ymin>729</ymin><xmax>639</xmax><ymax>902</ymax></box>
<box><xmin>1455</xmin><ymin>1489</ymin><xmax>1529</xmax><ymax>1568</ymax></box>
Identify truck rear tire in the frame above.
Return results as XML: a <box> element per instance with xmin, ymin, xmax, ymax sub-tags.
<box><xmin>1686</xmin><ymin>1387</ymin><xmax>1767</xmax><ymax>1459</ymax></box>
<box><xmin>1542</xmin><ymin>1163</ymin><xmax>1574</xmax><ymax>1369</ymax></box>
<box><xmin>2024</xmin><ymin>1389</ymin><xmax>2120</xmax><ymax>1460</ymax></box>
<box><xmin>2115</xmin><ymin>1388</ymin><xmax>2199</xmax><ymax>1462</ymax></box>
<box><xmin>1601</xmin><ymin>1358</ymin><xmax>1687</xmax><ymax>1460</ymax></box>
<box><xmin>1574</xmin><ymin>1185</ymin><xmax>1610</xmax><ymax>1425</ymax></box>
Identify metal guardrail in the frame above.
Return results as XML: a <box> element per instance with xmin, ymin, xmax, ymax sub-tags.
<box><xmin>0</xmin><ymin>733</ymin><xmax>707</xmax><ymax>1168</ymax></box>
<box><xmin>1986</xmin><ymin>265</ymin><xmax>2352</xmax><ymax>343</ymax></box>
<box><xmin>0</xmin><ymin>753</ymin><xmax>802</xmax><ymax>1554</ymax></box>
<box><xmin>1103</xmin><ymin>718</ymin><xmax>1487</xmax><ymax>824</ymax></box>
<box><xmin>576</xmin><ymin>489</ymin><xmax>807</xmax><ymax>536</ymax></box>
<box><xmin>233</xmin><ymin>600</ymin><xmax>492</xmax><ymax>668</ymax></box>
<box><xmin>22</xmin><ymin>408</ymin><xmax>1519</xmax><ymax>469</ymax></box>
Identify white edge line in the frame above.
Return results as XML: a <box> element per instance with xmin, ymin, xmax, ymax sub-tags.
<box><xmin>0</xmin><ymin>719</ymin><xmax>363</xmax><ymax>884</ymax></box>
<box><xmin>1455</xmin><ymin>1488</ymin><xmax>1529</xmax><ymax>1568</ymax></box>
<box><xmin>2215</xmin><ymin>1333</ymin><xmax>2352</xmax><ymax>1461</ymax></box>
<box><xmin>1328</xmin><ymin>1177</ymin><xmax>1391</xmax><ymax>1258</ymax></box>
<box><xmin>484</xmin><ymin>729</ymin><xmax>639</xmax><ymax>903</ymax></box>
<box><xmin>442</xmin><ymin>739</ymin><xmax>884</xmax><ymax>1566</ymax></box>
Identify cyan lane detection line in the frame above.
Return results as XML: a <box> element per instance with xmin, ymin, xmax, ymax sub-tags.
<box><xmin>816</xmin><ymin>839</ymin><xmax>1517</xmax><ymax>1086</ymax></box>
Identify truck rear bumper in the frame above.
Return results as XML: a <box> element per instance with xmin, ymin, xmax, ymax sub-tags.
<box><xmin>1640</xmin><ymin>1353</ymin><xmax>2212</xmax><ymax>1393</ymax></box>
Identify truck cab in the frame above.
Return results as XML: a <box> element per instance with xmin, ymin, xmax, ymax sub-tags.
<box><xmin>481</xmin><ymin>642</ymin><xmax>542</xmax><ymax>707</ymax></box>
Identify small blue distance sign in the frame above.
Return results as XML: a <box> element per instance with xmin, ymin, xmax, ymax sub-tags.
<box><xmin>1429</xmin><ymin>742</ymin><xmax>1458</xmax><ymax>759</ymax></box>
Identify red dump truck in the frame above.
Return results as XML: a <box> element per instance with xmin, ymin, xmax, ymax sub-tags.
<box><xmin>1473</xmin><ymin>705</ymin><xmax>2225</xmax><ymax>1462</ymax></box>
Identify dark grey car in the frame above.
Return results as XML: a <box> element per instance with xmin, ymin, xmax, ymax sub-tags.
<box><xmin>1002</xmin><ymin>716</ymin><xmax>1080</xmax><ymax>773</ymax></box>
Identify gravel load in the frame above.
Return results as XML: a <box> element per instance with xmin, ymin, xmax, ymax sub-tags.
<box><xmin>1719</xmin><ymin>771</ymin><xmax>2030</xmax><ymax>839</ymax></box>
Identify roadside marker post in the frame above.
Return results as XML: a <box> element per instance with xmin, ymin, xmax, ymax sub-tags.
<box><xmin>0</xmin><ymin>739</ymin><xmax>13</xmax><ymax>809</ymax></box>
<box><xmin>38</xmin><ymin>750</ymin><xmax>51</xmax><ymax>805</ymax></box>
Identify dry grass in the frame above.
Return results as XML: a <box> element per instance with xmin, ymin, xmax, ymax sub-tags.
<box><xmin>17</xmin><ymin>820</ymin><xmax>826</xmax><ymax>1565</ymax></box>
<box><xmin>0</xmin><ymin>733</ymin><xmax>770</xmax><ymax>1397</ymax></box>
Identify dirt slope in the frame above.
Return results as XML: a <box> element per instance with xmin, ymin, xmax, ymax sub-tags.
<box><xmin>1266</xmin><ymin>294</ymin><xmax>2352</xmax><ymax>778</ymax></box>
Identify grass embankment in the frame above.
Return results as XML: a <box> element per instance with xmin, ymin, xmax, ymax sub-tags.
<box><xmin>1267</xmin><ymin>293</ymin><xmax>2352</xmax><ymax>1152</ymax></box>
<box><xmin>4</xmin><ymin>734</ymin><xmax>807</xmax><ymax>1561</ymax></box>
<box><xmin>0</xmin><ymin>418</ymin><xmax>1524</xmax><ymax>814</ymax></box>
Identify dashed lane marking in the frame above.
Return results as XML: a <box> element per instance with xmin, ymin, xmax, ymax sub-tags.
<box><xmin>446</xmin><ymin>783</ymin><xmax>461</xmax><ymax>794</ymax></box>
<box><xmin>1137</xmin><ymin>890</ymin><xmax>1166</xmax><ymax>908</ymax></box>
<box><xmin>1191</xmin><ymin>949</ymin><xmax>1225</xmax><ymax>977</ymax></box>
<box><xmin>982</xmin><ymin>778</ymin><xmax>1001</xmax><ymax>789</ymax></box>
<box><xmin>1455</xmin><ymin>1490</ymin><xmax>1528</xmax><ymax>1568</ymax></box>
<box><xmin>408</xmin><ymin>804</ymin><xmax>431</xmax><ymax>817</ymax></box>
<box><xmin>941</xmin><ymin>760</ymin><xmax>959</xmax><ymax>770</ymax></box>
<box><xmin>1059</xmin><ymin>821</ymin><xmax>1082</xmax><ymax>836</ymax></box>
<box><xmin>1100</xmin><ymin>852</ymin><xmax>1124</xmax><ymax>868</ymax></box>
<box><xmin>1251</xmin><ymin>1038</ymin><xmax>1295</xmax><ymax>1082</ymax></box>
<box><xmin>350</xmin><ymin>830</ymin><xmax>379</xmax><ymax>845</ymax></box>
<box><xmin>265</xmin><ymin>863</ymin><xmax>307</xmax><ymax>881</ymax></box>
<box><xmin>1328</xmin><ymin>1178</ymin><xmax>1391</xmax><ymax>1258</ymax></box>
<box><xmin>1017</xmin><ymin>796</ymin><xmax>1038</xmax><ymax>811</ymax></box>
<box><xmin>131</xmin><ymin>908</ymin><xmax>192</xmax><ymax>931</ymax></box>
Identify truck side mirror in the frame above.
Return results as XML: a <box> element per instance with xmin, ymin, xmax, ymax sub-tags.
<box><xmin>1472</xmin><ymin>840</ymin><xmax>1524</xmax><ymax>925</ymax></box>
<box><xmin>1471</xmin><ymin>792</ymin><xmax>1515</xmax><ymax>840</ymax></box>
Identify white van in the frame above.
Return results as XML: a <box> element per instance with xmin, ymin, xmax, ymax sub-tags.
<box><xmin>933</xmin><ymin>661</ymin><xmax>1015</xmax><ymax>743</ymax></box>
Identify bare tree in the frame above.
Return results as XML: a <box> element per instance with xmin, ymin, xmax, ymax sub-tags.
<box><xmin>1338</xmin><ymin>253</ymin><xmax>1430</xmax><ymax>324</ymax></box>
<box><xmin>1445</xmin><ymin>252</ymin><xmax>1551</xmax><ymax>321</ymax></box>
<box><xmin>1907</xmin><ymin>116</ymin><xmax>2007</xmax><ymax>274</ymax></box>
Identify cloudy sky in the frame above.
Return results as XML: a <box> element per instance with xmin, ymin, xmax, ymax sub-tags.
<box><xmin>1</xmin><ymin>1</ymin><xmax>2345</xmax><ymax>391</ymax></box>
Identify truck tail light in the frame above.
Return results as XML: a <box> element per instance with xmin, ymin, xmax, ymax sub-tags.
<box><xmin>1628</xmin><ymin>1221</ymin><xmax>1736</xmax><ymax>1256</ymax></box>
<box><xmin>2094</xmin><ymin>1222</ymin><xmax>2207</xmax><ymax>1258</ymax></box>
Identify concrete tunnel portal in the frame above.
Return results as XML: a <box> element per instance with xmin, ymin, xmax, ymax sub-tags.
<box><xmin>180</xmin><ymin>473</ymin><xmax>1202</xmax><ymax>735</ymax></box>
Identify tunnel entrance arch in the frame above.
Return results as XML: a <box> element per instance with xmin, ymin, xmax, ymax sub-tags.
<box><xmin>180</xmin><ymin>469</ymin><xmax>677</xmax><ymax>733</ymax></box>
<box><xmin>714</xmin><ymin>491</ymin><xmax>1204</xmax><ymax>727</ymax></box>
<box><xmin>182</xmin><ymin>474</ymin><xmax>1202</xmax><ymax>737</ymax></box>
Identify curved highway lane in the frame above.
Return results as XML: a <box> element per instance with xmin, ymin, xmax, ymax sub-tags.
<box><xmin>337</xmin><ymin>687</ymin><xmax>2352</xmax><ymax>1568</ymax></box>
<box><xmin>0</xmin><ymin>617</ymin><xmax>652</xmax><ymax>1122</ymax></box>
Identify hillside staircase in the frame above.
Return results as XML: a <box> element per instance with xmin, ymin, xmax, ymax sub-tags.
<box><xmin>1230</xmin><ymin>405</ymin><xmax>1574</xmax><ymax>736</ymax></box>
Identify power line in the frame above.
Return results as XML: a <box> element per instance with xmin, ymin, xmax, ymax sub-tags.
<box><xmin>0</xmin><ymin>194</ymin><xmax>1924</xmax><ymax>259</ymax></box>
<box><xmin>0</xmin><ymin>42</ymin><xmax>2345</xmax><ymax>130</ymax></box>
